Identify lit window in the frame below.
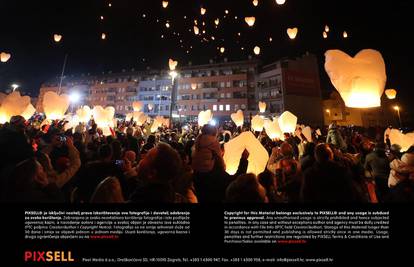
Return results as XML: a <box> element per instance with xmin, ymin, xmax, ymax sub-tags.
<box><xmin>213</xmin><ymin>105</ymin><xmax>217</xmax><ymax>111</ymax></box>
<box><xmin>225</xmin><ymin>104</ymin><xmax>230</xmax><ymax>111</ymax></box>
<box><xmin>219</xmin><ymin>105</ymin><xmax>224</xmax><ymax>111</ymax></box>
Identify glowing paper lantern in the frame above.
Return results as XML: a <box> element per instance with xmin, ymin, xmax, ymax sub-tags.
<box><xmin>231</xmin><ymin>110</ymin><xmax>244</xmax><ymax>127</ymax></box>
<box><xmin>191</xmin><ymin>83</ymin><xmax>197</xmax><ymax>90</ymax></box>
<box><xmin>295</xmin><ymin>125</ymin><xmax>312</xmax><ymax>142</ymax></box>
<box><xmin>43</xmin><ymin>91</ymin><xmax>70</xmax><ymax>120</ymax></box>
<box><xmin>129</xmin><ymin>111</ymin><xmax>147</xmax><ymax>126</ymax></box>
<box><xmin>76</xmin><ymin>106</ymin><xmax>92</xmax><ymax>123</ymax></box>
<box><xmin>264</xmin><ymin>119</ymin><xmax>282</xmax><ymax>140</ymax></box>
<box><xmin>200</xmin><ymin>7</ymin><xmax>206</xmax><ymax>15</ymax></box>
<box><xmin>385</xmin><ymin>128</ymin><xmax>414</xmax><ymax>152</ymax></box>
<box><xmin>220</xmin><ymin>47</ymin><xmax>225</xmax><ymax>53</ymax></box>
<box><xmin>385</xmin><ymin>89</ymin><xmax>397</xmax><ymax>100</ymax></box>
<box><xmin>132</xmin><ymin>101</ymin><xmax>144</xmax><ymax>111</ymax></box>
<box><xmin>253</xmin><ymin>46</ymin><xmax>261</xmax><ymax>55</ymax></box>
<box><xmin>162</xmin><ymin>1</ymin><xmax>168</xmax><ymax>8</ymax></box>
<box><xmin>343</xmin><ymin>31</ymin><xmax>348</xmax><ymax>38</ymax></box>
<box><xmin>0</xmin><ymin>91</ymin><xmax>31</xmax><ymax>123</ymax></box>
<box><xmin>193</xmin><ymin>26</ymin><xmax>199</xmax><ymax>35</ymax></box>
<box><xmin>325</xmin><ymin>25</ymin><xmax>330</xmax><ymax>32</ymax></box>
<box><xmin>165</xmin><ymin>22</ymin><xmax>170</xmax><ymax>28</ymax></box>
<box><xmin>278</xmin><ymin>111</ymin><xmax>297</xmax><ymax>133</ymax></box>
<box><xmin>54</xmin><ymin>34</ymin><xmax>62</xmax><ymax>43</ymax></box>
<box><xmin>287</xmin><ymin>27</ymin><xmax>298</xmax><ymax>39</ymax></box>
<box><xmin>198</xmin><ymin>110</ymin><xmax>213</xmax><ymax>127</ymax></box>
<box><xmin>258</xmin><ymin>101</ymin><xmax>266</xmax><ymax>113</ymax></box>
<box><xmin>92</xmin><ymin>106</ymin><xmax>115</xmax><ymax>136</ymax></box>
<box><xmin>323</xmin><ymin>31</ymin><xmax>328</xmax><ymax>39</ymax></box>
<box><xmin>253</xmin><ymin>0</ymin><xmax>259</xmax><ymax>6</ymax></box>
<box><xmin>225</xmin><ymin>10</ymin><xmax>229</xmax><ymax>14</ymax></box>
<box><xmin>324</xmin><ymin>49</ymin><xmax>387</xmax><ymax>108</ymax></box>
<box><xmin>276</xmin><ymin>0</ymin><xmax>286</xmax><ymax>4</ymax></box>
<box><xmin>1</xmin><ymin>52</ymin><xmax>11</xmax><ymax>63</ymax></box>
<box><xmin>214</xmin><ymin>18</ymin><xmax>220</xmax><ymax>26</ymax></box>
<box><xmin>168</xmin><ymin>58</ymin><xmax>178</xmax><ymax>71</ymax></box>
<box><xmin>244</xmin><ymin>17</ymin><xmax>256</xmax><ymax>27</ymax></box>
<box><xmin>251</xmin><ymin>115</ymin><xmax>264</xmax><ymax>132</ymax></box>
<box><xmin>101</xmin><ymin>33</ymin><xmax>106</xmax><ymax>40</ymax></box>
<box><xmin>223</xmin><ymin>131</ymin><xmax>269</xmax><ymax>176</ymax></box>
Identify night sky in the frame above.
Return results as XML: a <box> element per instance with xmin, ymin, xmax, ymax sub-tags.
<box><xmin>0</xmin><ymin>0</ymin><xmax>413</xmax><ymax>122</ymax></box>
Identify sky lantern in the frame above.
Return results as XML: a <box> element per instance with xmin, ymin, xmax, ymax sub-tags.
<box><xmin>214</xmin><ymin>18</ymin><xmax>220</xmax><ymax>26</ymax></box>
<box><xmin>162</xmin><ymin>1</ymin><xmax>168</xmax><ymax>8</ymax></box>
<box><xmin>127</xmin><ymin>111</ymin><xmax>147</xmax><ymax>126</ymax></box>
<box><xmin>225</xmin><ymin>10</ymin><xmax>229</xmax><ymax>14</ymax></box>
<box><xmin>269</xmin><ymin>37</ymin><xmax>273</xmax><ymax>42</ymax></box>
<box><xmin>287</xmin><ymin>27</ymin><xmax>298</xmax><ymax>39</ymax></box>
<box><xmin>223</xmin><ymin>131</ymin><xmax>269</xmax><ymax>176</ymax></box>
<box><xmin>100</xmin><ymin>15</ymin><xmax>104</xmax><ymax>20</ymax></box>
<box><xmin>53</xmin><ymin>34</ymin><xmax>62</xmax><ymax>43</ymax></box>
<box><xmin>245</xmin><ymin>17</ymin><xmax>256</xmax><ymax>27</ymax></box>
<box><xmin>76</xmin><ymin>106</ymin><xmax>92</xmax><ymax>123</ymax></box>
<box><xmin>253</xmin><ymin>46</ymin><xmax>261</xmax><ymax>55</ymax></box>
<box><xmin>343</xmin><ymin>31</ymin><xmax>348</xmax><ymax>38</ymax></box>
<box><xmin>43</xmin><ymin>91</ymin><xmax>70</xmax><ymax>120</ymax></box>
<box><xmin>198</xmin><ymin>109</ymin><xmax>213</xmax><ymax>127</ymax></box>
<box><xmin>200</xmin><ymin>7</ymin><xmax>206</xmax><ymax>15</ymax></box>
<box><xmin>384</xmin><ymin>128</ymin><xmax>414</xmax><ymax>152</ymax></box>
<box><xmin>193</xmin><ymin>26</ymin><xmax>199</xmax><ymax>35</ymax></box>
<box><xmin>191</xmin><ymin>83</ymin><xmax>197</xmax><ymax>90</ymax></box>
<box><xmin>258</xmin><ymin>101</ymin><xmax>266</xmax><ymax>112</ymax></box>
<box><xmin>220</xmin><ymin>47</ymin><xmax>225</xmax><ymax>53</ymax></box>
<box><xmin>231</xmin><ymin>110</ymin><xmax>244</xmax><ymax>127</ymax></box>
<box><xmin>132</xmin><ymin>101</ymin><xmax>144</xmax><ymax>111</ymax></box>
<box><xmin>21</xmin><ymin>104</ymin><xmax>36</xmax><ymax>121</ymax></box>
<box><xmin>0</xmin><ymin>52</ymin><xmax>11</xmax><ymax>63</ymax></box>
<box><xmin>165</xmin><ymin>22</ymin><xmax>170</xmax><ymax>28</ymax></box>
<box><xmin>278</xmin><ymin>111</ymin><xmax>298</xmax><ymax>133</ymax></box>
<box><xmin>385</xmin><ymin>89</ymin><xmax>397</xmax><ymax>99</ymax></box>
<box><xmin>325</xmin><ymin>25</ymin><xmax>330</xmax><ymax>32</ymax></box>
<box><xmin>251</xmin><ymin>115</ymin><xmax>264</xmax><ymax>132</ymax></box>
<box><xmin>275</xmin><ymin>0</ymin><xmax>286</xmax><ymax>5</ymax></box>
<box><xmin>168</xmin><ymin>58</ymin><xmax>178</xmax><ymax>70</ymax></box>
<box><xmin>253</xmin><ymin>0</ymin><xmax>259</xmax><ymax>6</ymax></box>
<box><xmin>323</xmin><ymin>31</ymin><xmax>328</xmax><ymax>39</ymax></box>
<box><xmin>0</xmin><ymin>91</ymin><xmax>31</xmax><ymax>123</ymax></box>
<box><xmin>324</xmin><ymin>49</ymin><xmax>387</xmax><ymax>108</ymax></box>
<box><xmin>264</xmin><ymin>119</ymin><xmax>282</xmax><ymax>140</ymax></box>
<box><xmin>92</xmin><ymin>106</ymin><xmax>115</xmax><ymax>136</ymax></box>
<box><xmin>108</xmin><ymin>3</ymin><xmax>112</xmax><ymax>7</ymax></box>
<box><xmin>101</xmin><ymin>33</ymin><xmax>106</xmax><ymax>40</ymax></box>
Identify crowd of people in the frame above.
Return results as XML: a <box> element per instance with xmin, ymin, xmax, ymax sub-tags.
<box><xmin>0</xmin><ymin>114</ymin><xmax>413</xmax><ymax>203</ymax></box>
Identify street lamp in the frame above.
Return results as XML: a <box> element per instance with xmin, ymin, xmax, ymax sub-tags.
<box><xmin>11</xmin><ymin>84</ymin><xmax>19</xmax><ymax>91</ymax></box>
<box><xmin>393</xmin><ymin>105</ymin><xmax>402</xmax><ymax>128</ymax></box>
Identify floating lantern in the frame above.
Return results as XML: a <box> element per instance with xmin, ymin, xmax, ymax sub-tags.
<box><xmin>162</xmin><ymin>1</ymin><xmax>168</xmax><ymax>8</ymax></box>
<box><xmin>264</xmin><ymin>119</ymin><xmax>282</xmax><ymax>140</ymax></box>
<box><xmin>132</xmin><ymin>101</ymin><xmax>144</xmax><ymax>111</ymax></box>
<box><xmin>343</xmin><ymin>31</ymin><xmax>348</xmax><ymax>38</ymax></box>
<box><xmin>287</xmin><ymin>27</ymin><xmax>298</xmax><ymax>39</ymax></box>
<box><xmin>0</xmin><ymin>91</ymin><xmax>31</xmax><ymax>123</ymax></box>
<box><xmin>101</xmin><ymin>33</ymin><xmax>106</xmax><ymax>40</ymax></box>
<box><xmin>258</xmin><ymin>101</ymin><xmax>266</xmax><ymax>112</ymax></box>
<box><xmin>223</xmin><ymin>131</ymin><xmax>269</xmax><ymax>176</ymax></box>
<box><xmin>251</xmin><ymin>115</ymin><xmax>264</xmax><ymax>132</ymax></box>
<box><xmin>200</xmin><ymin>7</ymin><xmax>206</xmax><ymax>15</ymax></box>
<box><xmin>244</xmin><ymin>17</ymin><xmax>256</xmax><ymax>27</ymax></box>
<box><xmin>278</xmin><ymin>111</ymin><xmax>298</xmax><ymax>133</ymax></box>
<box><xmin>231</xmin><ymin>110</ymin><xmax>244</xmax><ymax>127</ymax></box>
<box><xmin>214</xmin><ymin>18</ymin><xmax>220</xmax><ymax>25</ymax></box>
<box><xmin>0</xmin><ymin>52</ymin><xmax>11</xmax><ymax>63</ymax></box>
<box><xmin>325</xmin><ymin>25</ymin><xmax>330</xmax><ymax>32</ymax></box>
<box><xmin>323</xmin><ymin>31</ymin><xmax>328</xmax><ymax>39</ymax></box>
<box><xmin>254</xmin><ymin>46</ymin><xmax>261</xmax><ymax>55</ymax></box>
<box><xmin>198</xmin><ymin>109</ymin><xmax>213</xmax><ymax>127</ymax></box>
<box><xmin>43</xmin><ymin>91</ymin><xmax>70</xmax><ymax>120</ymax></box>
<box><xmin>253</xmin><ymin>0</ymin><xmax>259</xmax><ymax>6</ymax></box>
<box><xmin>168</xmin><ymin>58</ymin><xmax>178</xmax><ymax>71</ymax></box>
<box><xmin>148</xmin><ymin>103</ymin><xmax>154</xmax><ymax>111</ymax></box>
<box><xmin>54</xmin><ymin>34</ymin><xmax>62</xmax><ymax>43</ymax></box>
<box><xmin>324</xmin><ymin>49</ymin><xmax>387</xmax><ymax>108</ymax></box>
<box><xmin>193</xmin><ymin>26</ymin><xmax>199</xmax><ymax>35</ymax></box>
<box><xmin>165</xmin><ymin>22</ymin><xmax>170</xmax><ymax>28</ymax></box>
<box><xmin>385</xmin><ymin>89</ymin><xmax>397</xmax><ymax>99</ymax></box>
<box><xmin>76</xmin><ymin>106</ymin><xmax>92</xmax><ymax>123</ymax></box>
<box><xmin>191</xmin><ymin>83</ymin><xmax>197</xmax><ymax>90</ymax></box>
<box><xmin>384</xmin><ymin>128</ymin><xmax>414</xmax><ymax>153</ymax></box>
<box><xmin>92</xmin><ymin>106</ymin><xmax>115</xmax><ymax>136</ymax></box>
<box><xmin>220</xmin><ymin>47</ymin><xmax>225</xmax><ymax>53</ymax></box>
<box><xmin>276</xmin><ymin>0</ymin><xmax>286</xmax><ymax>5</ymax></box>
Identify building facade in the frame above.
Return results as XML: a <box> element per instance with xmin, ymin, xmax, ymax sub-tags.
<box><xmin>137</xmin><ymin>77</ymin><xmax>172</xmax><ymax>117</ymax></box>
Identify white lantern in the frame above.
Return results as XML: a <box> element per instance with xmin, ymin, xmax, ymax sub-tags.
<box><xmin>193</xmin><ymin>26</ymin><xmax>199</xmax><ymax>35</ymax></box>
<box><xmin>165</xmin><ymin>22</ymin><xmax>170</xmax><ymax>28</ymax></box>
<box><xmin>244</xmin><ymin>17</ymin><xmax>256</xmax><ymax>27</ymax></box>
<box><xmin>278</xmin><ymin>111</ymin><xmax>297</xmax><ymax>133</ymax></box>
<box><xmin>287</xmin><ymin>27</ymin><xmax>298</xmax><ymax>39</ymax></box>
<box><xmin>324</xmin><ymin>49</ymin><xmax>387</xmax><ymax>108</ymax></box>
<box><xmin>43</xmin><ymin>91</ymin><xmax>70</xmax><ymax>120</ymax></box>
<box><xmin>385</xmin><ymin>128</ymin><xmax>414</xmax><ymax>153</ymax></box>
<box><xmin>275</xmin><ymin>0</ymin><xmax>286</xmax><ymax>5</ymax></box>
<box><xmin>258</xmin><ymin>101</ymin><xmax>266</xmax><ymax>113</ymax></box>
<box><xmin>101</xmin><ymin>33</ymin><xmax>106</xmax><ymax>40</ymax></box>
<box><xmin>76</xmin><ymin>106</ymin><xmax>92</xmax><ymax>123</ymax></box>
<box><xmin>132</xmin><ymin>101</ymin><xmax>144</xmax><ymax>111</ymax></box>
<box><xmin>148</xmin><ymin>103</ymin><xmax>154</xmax><ymax>111</ymax></box>
<box><xmin>251</xmin><ymin>115</ymin><xmax>264</xmax><ymax>132</ymax></box>
<box><xmin>0</xmin><ymin>52</ymin><xmax>11</xmax><ymax>63</ymax></box>
<box><xmin>253</xmin><ymin>0</ymin><xmax>259</xmax><ymax>6</ymax></box>
<box><xmin>168</xmin><ymin>58</ymin><xmax>178</xmax><ymax>71</ymax></box>
<box><xmin>323</xmin><ymin>31</ymin><xmax>328</xmax><ymax>39</ymax></box>
<box><xmin>191</xmin><ymin>83</ymin><xmax>197</xmax><ymax>90</ymax></box>
<box><xmin>220</xmin><ymin>47</ymin><xmax>225</xmax><ymax>53</ymax></box>
<box><xmin>230</xmin><ymin>110</ymin><xmax>244</xmax><ymax>127</ymax></box>
<box><xmin>343</xmin><ymin>31</ymin><xmax>348</xmax><ymax>38</ymax></box>
<box><xmin>223</xmin><ymin>131</ymin><xmax>269</xmax><ymax>176</ymax></box>
<box><xmin>253</xmin><ymin>46</ymin><xmax>261</xmax><ymax>55</ymax></box>
<box><xmin>92</xmin><ymin>106</ymin><xmax>115</xmax><ymax>136</ymax></box>
<box><xmin>0</xmin><ymin>91</ymin><xmax>31</xmax><ymax>123</ymax></box>
<box><xmin>264</xmin><ymin>119</ymin><xmax>282</xmax><ymax>140</ymax></box>
<box><xmin>162</xmin><ymin>1</ymin><xmax>168</xmax><ymax>8</ymax></box>
<box><xmin>200</xmin><ymin>7</ymin><xmax>206</xmax><ymax>15</ymax></box>
<box><xmin>325</xmin><ymin>25</ymin><xmax>330</xmax><ymax>32</ymax></box>
<box><xmin>54</xmin><ymin>34</ymin><xmax>62</xmax><ymax>43</ymax></box>
<box><xmin>198</xmin><ymin>109</ymin><xmax>213</xmax><ymax>127</ymax></box>
<box><xmin>385</xmin><ymin>89</ymin><xmax>397</xmax><ymax>100</ymax></box>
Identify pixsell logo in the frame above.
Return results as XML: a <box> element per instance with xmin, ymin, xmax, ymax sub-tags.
<box><xmin>24</xmin><ymin>251</ymin><xmax>74</xmax><ymax>262</ymax></box>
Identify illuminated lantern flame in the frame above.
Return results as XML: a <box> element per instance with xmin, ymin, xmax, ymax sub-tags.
<box><xmin>168</xmin><ymin>58</ymin><xmax>178</xmax><ymax>71</ymax></box>
<box><xmin>220</xmin><ymin>47</ymin><xmax>225</xmax><ymax>53</ymax></box>
<box><xmin>148</xmin><ymin>103</ymin><xmax>154</xmax><ymax>111</ymax></box>
<box><xmin>276</xmin><ymin>0</ymin><xmax>286</xmax><ymax>5</ymax></box>
<box><xmin>165</xmin><ymin>22</ymin><xmax>170</xmax><ymax>28</ymax></box>
<box><xmin>214</xmin><ymin>18</ymin><xmax>220</xmax><ymax>25</ymax></box>
<box><xmin>76</xmin><ymin>106</ymin><xmax>92</xmax><ymax>123</ymax></box>
<box><xmin>258</xmin><ymin>101</ymin><xmax>266</xmax><ymax>113</ymax></box>
<box><xmin>43</xmin><ymin>91</ymin><xmax>70</xmax><ymax>120</ymax></box>
<box><xmin>323</xmin><ymin>31</ymin><xmax>328</xmax><ymax>39</ymax></box>
<box><xmin>162</xmin><ymin>1</ymin><xmax>168</xmax><ymax>8</ymax></box>
<box><xmin>244</xmin><ymin>17</ymin><xmax>256</xmax><ymax>27</ymax></box>
<box><xmin>231</xmin><ymin>110</ymin><xmax>244</xmax><ymax>127</ymax></box>
<box><xmin>54</xmin><ymin>34</ymin><xmax>62</xmax><ymax>43</ymax></box>
<box><xmin>101</xmin><ymin>33</ymin><xmax>106</xmax><ymax>40</ymax></box>
<box><xmin>191</xmin><ymin>83</ymin><xmax>197</xmax><ymax>90</ymax></box>
<box><xmin>278</xmin><ymin>111</ymin><xmax>298</xmax><ymax>133</ymax></box>
<box><xmin>287</xmin><ymin>27</ymin><xmax>298</xmax><ymax>39</ymax></box>
<box><xmin>200</xmin><ymin>7</ymin><xmax>206</xmax><ymax>15</ymax></box>
<box><xmin>0</xmin><ymin>52</ymin><xmax>11</xmax><ymax>63</ymax></box>
<box><xmin>132</xmin><ymin>101</ymin><xmax>144</xmax><ymax>111</ymax></box>
<box><xmin>325</xmin><ymin>25</ymin><xmax>330</xmax><ymax>32</ymax></box>
<box><xmin>198</xmin><ymin>110</ymin><xmax>213</xmax><ymax>127</ymax></box>
<box><xmin>92</xmin><ymin>106</ymin><xmax>115</xmax><ymax>136</ymax></box>
<box><xmin>264</xmin><ymin>119</ymin><xmax>282</xmax><ymax>140</ymax></box>
<box><xmin>385</xmin><ymin>89</ymin><xmax>397</xmax><ymax>100</ymax></box>
<box><xmin>384</xmin><ymin>128</ymin><xmax>414</xmax><ymax>153</ymax></box>
<box><xmin>193</xmin><ymin>26</ymin><xmax>199</xmax><ymax>35</ymax></box>
<box><xmin>251</xmin><ymin>115</ymin><xmax>264</xmax><ymax>132</ymax></box>
<box><xmin>324</xmin><ymin>49</ymin><xmax>387</xmax><ymax>108</ymax></box>
<box><xmin>254</xmin><ymin>46</ymin><xmax>261</xmax><ymax>55</ymax></box>
<box><xmin>253</xmin><ymin>0</ymin><xmax>259</xmax><ymax>6</ymax></box>
<box><xmin>0</xmin><ymin>91</ymin><xmax>31</xmax><ymax>123</ymax></box>
<box><xmin>343</xmin><ymin>31</ymin><xmax>348</xmax><ymax>38</ymax></box>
